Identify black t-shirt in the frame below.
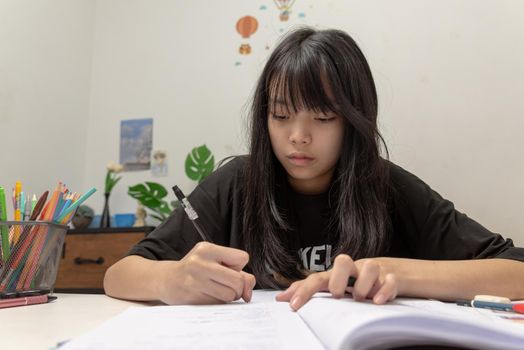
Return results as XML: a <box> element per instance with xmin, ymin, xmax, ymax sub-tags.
<box><xmin>128</xmin><ymin>156</ymin><xmax>524</xmax><ymax>270</ymax></box>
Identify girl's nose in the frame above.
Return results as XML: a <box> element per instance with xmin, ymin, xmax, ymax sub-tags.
<box><xmin>289</xmin><ymin>124</ymin><xmax>311</xmax><ymax>145</ymax></box>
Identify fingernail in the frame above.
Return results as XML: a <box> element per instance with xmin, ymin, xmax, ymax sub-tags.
<box><xmin>374</xmin><ymin>294</ymin><xmax>385</xmax><ymax>304</ymax></box>
<box><xmin>290</xmin><ymin>296</ymin><xmax>301</xmax><ymax>310</ymax></box>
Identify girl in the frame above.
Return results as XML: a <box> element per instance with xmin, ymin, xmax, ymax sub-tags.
<box><xmin>104</xmin><ymin>27</ymin><xmax>524</xmax><ymax>310</ymax></box>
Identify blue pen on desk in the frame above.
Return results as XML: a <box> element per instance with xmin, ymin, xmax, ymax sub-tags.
<box><xmin>456</xmin><ymin>299</ymin><xmax>524</xmax><ymax>314</ymax></box>
<box><xmin>172</xmin><ymin>185</ymin><xmax>210</xmax><ymax>242</ymax></box>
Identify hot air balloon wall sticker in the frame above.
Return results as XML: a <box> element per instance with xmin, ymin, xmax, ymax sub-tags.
<box><xmin>273</xmin><ymin>0</ymin><xmax>296</xmax><ymax>22</ymax></box>
<box><xmin>236</xmin><ymin>15</ymin><xmax>258</xmax><ymax>55</ymax></box>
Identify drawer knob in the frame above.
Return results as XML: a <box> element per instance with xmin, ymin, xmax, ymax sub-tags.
<box><xmin>74</xmin><ymin>257</ymin><xmax>105</xmax><ymax>265</ymax></box>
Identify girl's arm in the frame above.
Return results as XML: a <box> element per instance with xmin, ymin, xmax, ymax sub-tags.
<box><xmin>104</xmin><ymin>242</ymin><xmax>256</xmax><ymax>305</ymax></box>
<box><xmin>276</xmin><ymin>254</ymin><xmax>524</xmax><ymax>310</ymax></box>
<box><xmin>374</xmin><ymin>257</ymin><xmax>524</xmax><ymax>301</ymax></box>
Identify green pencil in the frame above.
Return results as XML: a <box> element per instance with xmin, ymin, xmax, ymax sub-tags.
<box><xmin>0</xmin><ymin>187</ymin><xmax>10</xmax><ymax>261</ymax></box>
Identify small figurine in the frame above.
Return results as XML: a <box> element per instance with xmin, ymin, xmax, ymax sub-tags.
<box><xmin>134</xmin><ymin>204</ymin><xmax>147</xmax><ymax>227</ymax></box>
<box><xmin>72</xmin><ymin>205</ymin><xmax>95</xmax><ymax>229</ymax></box>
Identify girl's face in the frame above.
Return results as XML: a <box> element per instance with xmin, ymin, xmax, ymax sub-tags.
<box><xmin>268</xmin><ymin>100</ymin><xmax>345</xmax><ymax>194</ymax></box>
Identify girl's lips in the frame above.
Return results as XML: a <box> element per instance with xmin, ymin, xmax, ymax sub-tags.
<box><xmin>288</xmin><ymin>154</ymin><xmax>314</xmax><ymax>165</ymax></box>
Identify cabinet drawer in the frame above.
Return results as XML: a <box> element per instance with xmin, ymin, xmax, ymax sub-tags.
<box><xmin>55</xmin><ymin>232</ymin><xmax>145</xmax><ymax>290</ymax></box>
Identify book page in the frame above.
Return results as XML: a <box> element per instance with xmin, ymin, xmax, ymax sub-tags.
<box><xmin>60</xmin><ymin>290</ymin><xmax>324</xmax><ymax>350</ymax></box>
<box><xmin>298</xmin><ymin>294</ymin><xmax>524</xmax><ymax>350</ymax></box>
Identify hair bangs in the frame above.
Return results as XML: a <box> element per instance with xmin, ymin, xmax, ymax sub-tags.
<box><xmin>266</xmin><ymin>52</ymin><xmax>338</xmax><ymax>116</ymax></box>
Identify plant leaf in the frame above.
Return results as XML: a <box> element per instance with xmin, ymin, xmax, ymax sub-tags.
<box><xmin>144</xmin><ymin>181</ymin><xmax>168</xmax><ymax>199</ymax></box>
<box><xmin>128</xmin><ymin>183</ymin><xmax>163</xmax><ymax>208</ymax></box>
<box><xmin>157</xmin><ymin>201</ymin><xmax>171</xmax><ymax>215</ymax></box>
<box><xmin>104</xmin><ymin>171</ymin><xmax>111</xmax><ymax>193</ymax></box>
<box><xmin>185</xmin><ymin>144</ymin><xmax>215</xmax><ymax>182</ymax></box>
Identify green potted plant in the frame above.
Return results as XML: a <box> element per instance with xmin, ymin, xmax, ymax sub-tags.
<box><xmin>128</xmin><ymin>144</ymin><xmax>215</xmax><ymax>222</ymax></box>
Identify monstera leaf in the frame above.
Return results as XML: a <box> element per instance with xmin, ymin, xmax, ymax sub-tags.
<box><xmin>128</xmin><ymin>182</ymin><xmax>171</xmax><ymax>219</ymax></box>
<box><xmin>185</xmin><ymin>144</ymin><xmax>215</xmax><ymax>183</ymax></box>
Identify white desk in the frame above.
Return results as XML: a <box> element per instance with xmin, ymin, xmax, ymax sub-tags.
<box><xmin>0</xmin><ymin>293</ymin><xmax>145</xmax><ymax>349</ymax></box>
<box><xmin>3</xmin><ymin>292</ymin><xmax>521</xmax><ymax>350</ymax></box>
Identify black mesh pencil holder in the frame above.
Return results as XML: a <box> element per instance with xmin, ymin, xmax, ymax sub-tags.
<box><xmin>0</xmin><ymin>221</ymin><xmax>67</xmax><ymax>295</ymax></box>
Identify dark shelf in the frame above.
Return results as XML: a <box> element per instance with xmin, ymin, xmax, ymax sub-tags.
<box><xmin>67</xmin><ymin>226</ymin><xmax>155</xmax><ymax>235</ymax></box>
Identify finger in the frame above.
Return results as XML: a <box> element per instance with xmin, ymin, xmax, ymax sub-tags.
<box><xmin>288</xmin><ymin>273</ymin><xmax>329</xmax><ymax>311</ymax></box>
<box><xmin>193</xmin><ymin>242</ymin><xmax>250</xmax><ymax>271</ymax></box>
<box><xmin>183</xmin><ymin>253</ymin><xmax>245</xmax><ymax>300</ymax></box>
<box><xmin>352</xmin><ymin>260</ymin><xmax>380</xmax><ymax>301</ymax></box>
<box><xmin>275</xmin><ymin>280</ymin><xmax>302</xmax><ymax>302</ymax></box>
<box><xmin>200</xmin><ymin>287</ymin><xmax>235</xmax><ymax>303</ymax></box>
<box><xmin>372</xmin><ymin>273</ymin><xmax>398</xmax><ymax>304</ymax></box>
<box><xmin>328</xmin><ymin>254</ymin><xmax>357</xmax><ymax>298</ymax></box>
<box><xmin>364</xmin><ymin>278</ymin><xmax>382</xmax><ymax>300</ymax></box>
<box><xmin>179</xmin><ymin>272</ymin><xmax>238</xmax><ymax>304</ymax></box>
<box><xmin>190</xmin><ymin>290</ymin><xmax>225</xmax><ymax>305</ymax></box>
<box><xmin>240</xmin><ymin>271</ymin><xmax>256</xmax><ymax>302</ymax></box>
<box><xmin>199</xmin><ymin>276</ymin><xmax>242</xmax><ymax>303</ymax></box>
<box><xmin>206</xmin><ymin>263</ymin><xmax>246</xmax><ymax>300</ymax></box>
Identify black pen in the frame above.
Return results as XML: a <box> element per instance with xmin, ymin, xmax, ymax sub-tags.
<box><xmin>0</xmin><ymin>288</ymin><xmax>51</xmax><ymax>299</ymax></box>
<box><xmin>172</xmin><ymin>186</ymin><xmax>211</xmax><ymax>242</ymax></box>
<box><xmin>347</xmin><ymin>276</ymin><xmax>356</xmax><ymax>287</ymax></box>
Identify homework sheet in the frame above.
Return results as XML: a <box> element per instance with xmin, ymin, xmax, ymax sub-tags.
<box><xmin>60</xmin><ymin>290</ymin><xmax>324</xmax><ymax>350</ymax></box>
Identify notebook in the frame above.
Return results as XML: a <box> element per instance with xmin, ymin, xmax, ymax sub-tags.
<box><xmin>60</xmin><ymin>291</ymin><xmax>524</xmax><ymax>350</ymax></box>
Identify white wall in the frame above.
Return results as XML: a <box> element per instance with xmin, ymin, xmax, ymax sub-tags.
<box><xmin>83</xmin><ymin>0</ymin><xmax>268</xmax><ymax>218</ymax></box>
<box><xmin>2</xmin><ymin>1</ymin><xmax>523</xmax><ymax>245</ymax></box>
<box><xmin>0</xmin><ymin>0</ymin><xmax>95</xmax><ymax>214</ymax></box>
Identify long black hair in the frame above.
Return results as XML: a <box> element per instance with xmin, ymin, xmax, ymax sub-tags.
<box><xmin>243</xmin><ymin>27</ymin><xmax>390</xmax><ymax>288</ymax></box>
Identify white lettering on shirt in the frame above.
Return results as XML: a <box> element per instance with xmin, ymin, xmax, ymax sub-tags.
<box><xmin>309</xmin><ymin>246</ymin><xmax>323</xmax><ymax>271</ymax></box>
<box><xmin>299</xmin><ymin>247</ymin><xmax>311</xmax><ymax>268</ymax></box>
<box><xmin>297</xmin><ymin>244</ymin><xmax>332</xmax><ymax>272</ymax></box>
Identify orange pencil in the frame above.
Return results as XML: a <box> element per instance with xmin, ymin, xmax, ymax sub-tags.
<box><xmin>13</xmin><ymin>181</ymin><xmax>22</xmax><ymax>243</ymax></box>
<box><xmin>42</xmin><ymin>183</ymin><xmax>61</xmax><ymax>221</ymax></box>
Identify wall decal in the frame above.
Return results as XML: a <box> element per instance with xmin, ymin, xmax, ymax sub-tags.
<box><xmin>273</xmin><ymin>0</ymin><xmax>296</xmax><ymax>21</ymax></box>
<box><xmin>236</xmin><ymin>15</ymin><xmax>258</xmax><ymax>55</ymax></box>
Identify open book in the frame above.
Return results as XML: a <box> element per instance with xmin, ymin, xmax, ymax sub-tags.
<box><xmin>60</xmin><ymin>290</ymin><xmax>524</xmax><ymax>350</ymax></box>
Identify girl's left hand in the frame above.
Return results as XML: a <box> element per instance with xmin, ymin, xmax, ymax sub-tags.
<box><xmin>275</xmin><ymin>254</ymin><xmax>398</xmax><ymax>311</ymax></box>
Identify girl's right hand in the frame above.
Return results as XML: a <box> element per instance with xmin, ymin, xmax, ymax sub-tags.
<box><xmin>157</xmin><ymin>242</ymin><xmax>256</xmax><ymax>305</ymax></box>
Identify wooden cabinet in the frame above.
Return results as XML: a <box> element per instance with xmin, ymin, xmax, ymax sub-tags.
<box><xmin>54</xmin><ymin>227</ymin><xmax>154</xmax><ymax>293</ymax></box>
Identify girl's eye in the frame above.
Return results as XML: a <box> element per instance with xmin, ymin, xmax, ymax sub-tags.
<box><xmin>315</xmin><ymin>116</ymin><xmax>336</xmax><ymax>123</ymax></box>
<box><xmin>272</xmin><ymin>114</ymin><xmax>288</xmax><ymax>121</ymax></box>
